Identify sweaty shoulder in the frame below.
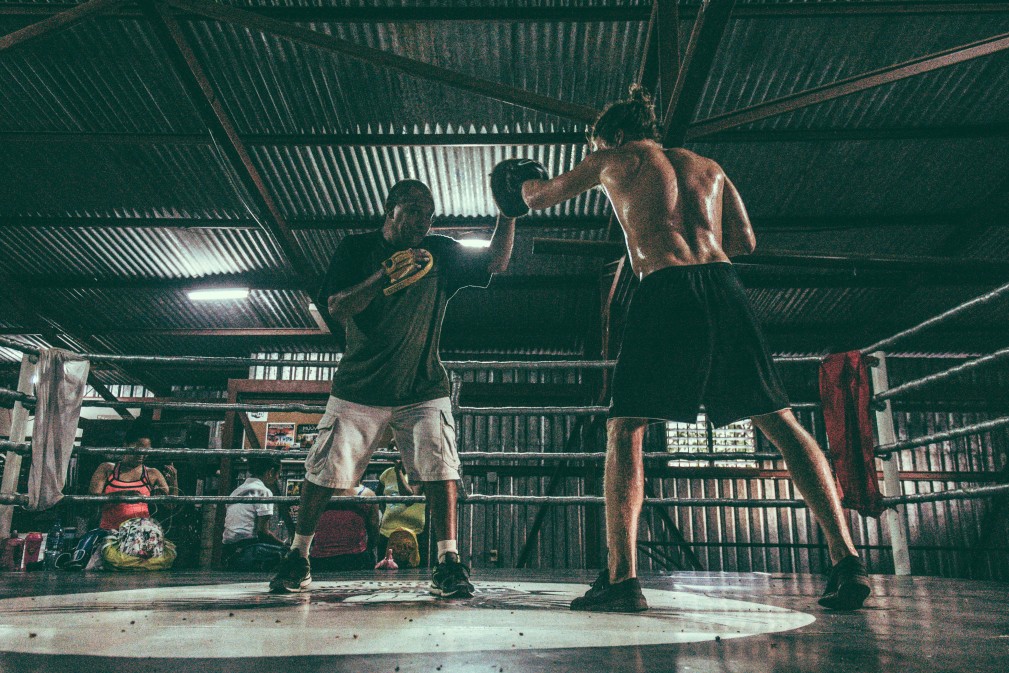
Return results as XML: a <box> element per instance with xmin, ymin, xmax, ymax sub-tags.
<box><xmin>596</xmin><ymin>146</ymin><xmax>640</xmax><ymax>175</ymax></box>
<box><xmin>665</xmin><ymin>147</ymin><xmax>720</xmax><ymax>172</ymax></box>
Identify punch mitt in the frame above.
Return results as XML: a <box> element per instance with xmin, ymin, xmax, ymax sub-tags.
<box><xmin>490</xmin><ymin>158</ymin><xmax>547</xmax><ymax>217</ymax></box>
<box><xmin>382</xmin><ymin>249</ymin><xmax>434</xmax><ymax>296</ymax></box>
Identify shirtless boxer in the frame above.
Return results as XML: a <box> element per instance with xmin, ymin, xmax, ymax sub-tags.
<box><xmin>491</xmin><ymin>86</ymin><xmax>870</xmax><ymax>612</ymax></box>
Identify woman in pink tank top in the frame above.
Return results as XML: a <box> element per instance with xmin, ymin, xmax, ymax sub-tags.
<box><xmin>99</xmin><ymin>462</ymin><xmax>154</xmax><ymax>530</ymax></box>
<box><xmin>87</xmin><ymin>437</ymin><xmax>177</xmax><ymax>531</ymax></box>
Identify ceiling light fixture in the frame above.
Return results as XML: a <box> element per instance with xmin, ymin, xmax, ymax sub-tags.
<box><xmin>188</xmin><ymin>288</ymin><xmax>250</xmax><ymax>301</ymax></box>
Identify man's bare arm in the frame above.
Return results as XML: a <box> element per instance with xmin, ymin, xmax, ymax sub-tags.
<box><xmin>487</xmin><ymin>213</ymin><xmax>516</xmax><ymax>274</ymax></box>
<box><xmin>521</xmin><ymin>152</ymin><xmax>605</xmax><ymax>211</ymax></box>
<box><xmin>721</xmin><ymin>176</ymin><xmax>756</xmax><ymax>257</ymax></box>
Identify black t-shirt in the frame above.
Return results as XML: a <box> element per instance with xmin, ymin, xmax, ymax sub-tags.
<box><xmin>317</xmin><ymin>230</ymin><xmax>492</xmax><ymax>406</ymax></box>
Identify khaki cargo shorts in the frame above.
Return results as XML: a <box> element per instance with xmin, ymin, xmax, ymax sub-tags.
<box><xmin>304</xmin><ymin>395</ymin><xmax>460</xmax><ymax>489</ymax></box>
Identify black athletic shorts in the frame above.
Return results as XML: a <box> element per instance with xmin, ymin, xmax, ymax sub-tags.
<box><xmin>609</xmin><ymin>262</ymin><xmax>790</xmax><ymax>428</ymax></box>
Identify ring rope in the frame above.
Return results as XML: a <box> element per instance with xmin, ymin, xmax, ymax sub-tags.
<box><xmin>0</xmin><ymin>441</ymin><xmax>785</xmax><ymax>462</ymax></box>
<box><xmin>861</xmin><ymin>279</ymin><xmax>1009</xmax><ymax>355</ymax></box>
<box><xmin>4</xmin><ymin>392</ymin><xmax>821</xmax><ymax>415</ymax></box>
<box><xmin>872</xmin><ymin>345</ymin><xmax>1009</xmax><ymax>405</ymax></box>
<box><xmin>880</xmin><ymin>482</ymin><xmax>1009</xmax><ymax>507</ymax></box>
<box><xmin>874</xmin><ymin>415</ymin><xmax>1009</xmax><ymax>456</ymax></box>
<box><xmin>6</xmin><ymin>485</ymin><xmax>1006</xmax><ymax>509</ymax></box>
<box><xmin>0</xmin><ymin>336</ymin><xmax>824</xmax><ymax>368</ymax></box>
<box><xmin>0</xmin><ymin>493</ymin><xmax>809</xmax><ymax>508</ymax></box>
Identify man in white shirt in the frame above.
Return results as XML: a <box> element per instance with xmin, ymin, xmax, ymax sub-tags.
<box><xmin>222</xmin><ymin>457</ymin><xmax>286</xmax><ymax>570</ymax></box>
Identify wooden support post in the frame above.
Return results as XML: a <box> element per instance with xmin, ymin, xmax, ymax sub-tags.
<box><xmin>869</xmin><ymin>352</ymin><xmax>912</xmax><ymax>576</ymax></box>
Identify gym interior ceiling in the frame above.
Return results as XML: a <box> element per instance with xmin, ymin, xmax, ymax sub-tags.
<box><xmin>2</xmin><ymin>0</ymin><xmax>1009</xmax><ymax>394</ymax></box>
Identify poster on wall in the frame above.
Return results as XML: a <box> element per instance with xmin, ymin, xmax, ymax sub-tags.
<box><xmin>265</xmin><ymin>422</ymin><xmax>296</xmax><ymax>450</ymax></box>
<box><xmin>296</xmin><ymin>423</ymin><xmax>319</xmax><ymax>449</ymax></box>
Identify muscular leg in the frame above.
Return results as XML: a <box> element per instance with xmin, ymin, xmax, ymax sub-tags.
<box><xmin>422</xmin><ymin>479</ymin><xmax>457</xmax><ymax>554</ymax></box>
<box><xmin>751</xmin><ymin>409</ymin><xmax>858</xmax><ymax>564</ymax></box>
<box><xmin>606</xmin><ymin>417</ymin><xmax>648</xmax><ymax>583</ymax></box>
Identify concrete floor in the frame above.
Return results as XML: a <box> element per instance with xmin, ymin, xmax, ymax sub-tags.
<box><xmin>0</xmin><ymin>569</ymin><xmax>1005</xmax><ymax>672</ymax></box>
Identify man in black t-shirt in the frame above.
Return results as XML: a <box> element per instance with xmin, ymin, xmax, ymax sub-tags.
<box><xmin>270</xmin><ymin>180</ymin><xmax>515</xmax><ymax>597</ymax></box>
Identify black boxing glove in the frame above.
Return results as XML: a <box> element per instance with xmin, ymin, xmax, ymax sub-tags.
<box><xmin>490</xmin><ymin>158</ymin><xmax>548</xmax><ymax>218</ymax></box>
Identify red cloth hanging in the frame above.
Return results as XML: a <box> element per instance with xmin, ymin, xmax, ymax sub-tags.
<box><xmin>818</xmin><ymin>351</ymin><xmax>885</xmax><ymax>517</ymax></box>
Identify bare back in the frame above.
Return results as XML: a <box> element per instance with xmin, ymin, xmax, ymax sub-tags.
<box><xmin>598</xmin><ymin>142</ymin><xmax>746</xmax><ymax>279</ymax></box>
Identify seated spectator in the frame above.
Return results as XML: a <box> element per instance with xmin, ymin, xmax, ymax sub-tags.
<box><xmin>88</xmin><ymin>433</ymin><xmax>177</xmax><ymax>531</ymax></box>
<box><xmin>221</xmin><ymin>457</ymin><xmax>287</xmax><ymax>571</ymax></box>
<box><xmin>67</xmin><ymin>428</ymin><xmax>178</xmax><ymax>570</ymax></box>
<box><xmin>310</xmin><ymin>484</ymin><xmax>380</xmax><ymax>571</ymax></box>
<box><xmin>377</xmin><ymin>460</ymin><xmax>425</xmax><ymax>568</ymax></box>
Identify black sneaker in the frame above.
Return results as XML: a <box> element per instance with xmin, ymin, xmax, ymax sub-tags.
<box><xmin>818</xmin><ymin>555</ymin><xmax>871</xmax><ymax>610</ymax></box>
<box><xmin>571</xmin><ymin>570</ymin><xmax>648</xmax><ymax>613</ymax></box>
<box><xmin>430</xmin><ymin>555</ymin><xmax>475</xmax><ymax>598</ymax></box>
<box><xmin>269</xmin><ymin>550</ymin><xmax>312</xmax><ymax>593</ymax></box>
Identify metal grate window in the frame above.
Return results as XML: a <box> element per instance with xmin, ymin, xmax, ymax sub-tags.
<box><xmin>248</xmin><ymin>352</ymin><xmax>342</xmax><ymax>381</ymax></box>
<box><xmin>665</xmin><ymin>414</ymin><xmax>757</xmax><ymax>466</ymax></box>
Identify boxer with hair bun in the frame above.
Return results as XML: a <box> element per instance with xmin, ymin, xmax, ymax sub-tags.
<box><xmin>492</xmin><ymin>85</ymin><xmax>870</xmax><ymax>613</ymax></box>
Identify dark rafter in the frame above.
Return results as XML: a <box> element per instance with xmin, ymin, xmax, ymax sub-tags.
<box><xmin>662</xmin><ymin>0</ymin><xmax>736</xmax><ymax>147</ymax></box>
<box><xmin>142</xmin><ymin>2</ymin><xmax>306</xmax><ymax>275</ymax></box>
<box><xmin>164</xmin><ymin>0</ymin><xmax>600</xmax><ymax>124</ymax></box>
<box><xmin>2</xmin><ymin>2</ymin><xmax>1007</xmax><ymax>21</ymax></box>
<box><xmin>141</xmin><ymin>1</ymin><xmax>342</xmax><ymax>339</ymax></box>
<box><xmin>0</xmin><ymin>0</ymin><xmax>124</xmax><ymax>51</ymax></box>
<box><xmin>636</xmin><ymin>0</ymin><xmax>680</xmax><ymax>117</ymax></box>
<box><xmin>688</xmin><ymin>31</ymin><xmax>1009</xmax><ymax>139</ymax></box>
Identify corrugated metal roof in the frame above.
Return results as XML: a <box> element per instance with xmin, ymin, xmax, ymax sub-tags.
<box><xmin>958</xmin><ymin>226</ymin><xmax>1009</xmax><ymax>261</ymax></box>
<box><xmin>747</xmin><ymin>286</ymin><xmax>893</xmax><ymax>325</ymax></box>
<box><xmin>181</xmin><ymin>17</ymin><xmax>646</xmax><ymax>133</ymax></box>
<box><xmin>733</xmin><ymin>49</ymin><xmax>1009</xmax><ymax>131</ymax></box>
<box><xmin>696</xmin><ymin>13</ymin><xmax>1009</xmax><ymax>126</ymax></box>
<box><xmin>0</xmin><ymin>335</ymin><xmax>50</xmax><ymax>363</ymax></box>
<box><xmin>756</xmin><ymin>224</ymin><xmax>953</xmax><ymax>257</ymax></box>
<box><xmin>250</xmin><ymin>143</ymin><xmax>611</xmax><ymax>218</ymax></box>
<box><xmin>693</xmin><ymin>138</ymin><xmax>1009</xmax><ymax>217</ymax></box>
<box><xmin>0</xmin><ymin>226</ymin><xmax>289</xmax><ymax>277</ymax></box>
<box><xmin>0</xmin><ymin>18</ymin><xmax>199</xmax><ymax>133</ymax></box>
<box><xmin>0</xmin><ymin>142</ymin><xmax>252</xmax><ymax>217</ymax></box>
<box><xmin>885</xmin><ymin>284</ymin><xmax>1009</xmax><ymax>329</ymax></box>
<box><xmin>32</xmin><ymin>288</ymin><xmax>315</xmax><ymax>330</ymax></box>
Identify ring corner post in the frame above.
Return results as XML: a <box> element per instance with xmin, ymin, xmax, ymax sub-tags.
<box><xmin>868</xmin><ymin>351</ymin><xmax>912</xmax><ymax>577</ymax></box>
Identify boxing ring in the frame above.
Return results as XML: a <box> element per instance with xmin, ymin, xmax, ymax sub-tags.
<box><xmin>0</xmin><ymin>279</ymin><xmax>1008</xmax><ymax>672</ymax></box>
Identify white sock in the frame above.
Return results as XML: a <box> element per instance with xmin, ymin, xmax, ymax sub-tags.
<box><xmin>437</xmin><ymin>540</ymin><xmax>458</xmax><ymax>563</ymax></box>
<box><xmin>291</xmin><ymin>533</ymin><xmax>314</xmax><ymax>558</ymax></box>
